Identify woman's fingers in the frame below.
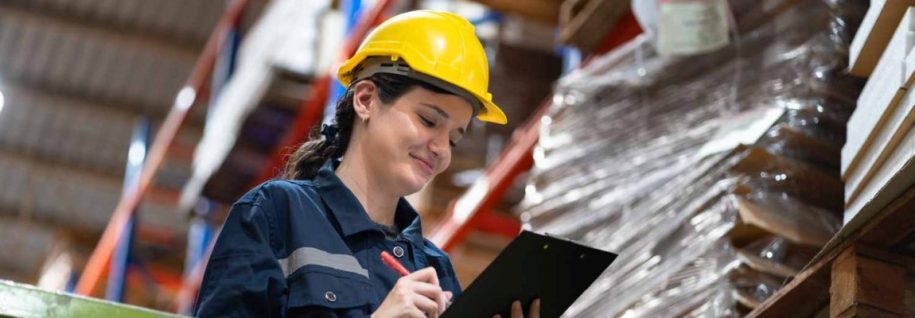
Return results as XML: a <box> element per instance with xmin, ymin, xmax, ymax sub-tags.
<box><xmin>376</xmin><ymin>271</ymin><xmax>454</xmax><ymax>318</ymax></box>
<box><xmin>406</xmin><ymin>267</ymin><xmax>447</xmax><ymax>312</ymax></box>
<box><xmin>422</xmin><ymin>267</ymin><xmax>447</xmax><ymax>312</ymax></box>
<box><xmin>511</xmin><ymin>300</ymin><xmax>523</xmax><ymax>318</ymax></box>
<box><xmin>529</xmin><ymin>299</ymin><xmax>541</xmax><ymax>318</ymax></box>
<box><xmin>497</xmin><ymin>298</ymin><xmax>539</xmax><ymax>318</ymax></box>
<box><xmin>405</xmin><ymin>307</ymin><xmax>427</xmax><ymax>318</ymax></box>
<box><xmin>405</xmin><ymin>281</ymin><xmax>446</xmax><ymax>314</ymax></box>
<box><xmin>410</xmin><ymin>292</ymin><xmax>441</xmax><ymax>318</ymax></box>
<box><xmin>406</xmin><ymin>267</ymin><xmax>438</xmax><ymax>283</ymax></box>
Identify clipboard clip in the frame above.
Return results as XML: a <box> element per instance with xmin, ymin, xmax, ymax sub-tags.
<box><xmin>543</xmin><ymin>231</ymin><xmax>576</xmax><ymax>243</ymax></box>
<box><xmin>542</xmin><ymin>232</ymin><xmax>590</xmax><ymax>259</ymax></box>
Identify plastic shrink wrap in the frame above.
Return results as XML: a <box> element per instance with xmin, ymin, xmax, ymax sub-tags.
<box><xmin>517</xmin><ymin>0</ymin><xmax>867</xmax><ymax>316</ymax></box>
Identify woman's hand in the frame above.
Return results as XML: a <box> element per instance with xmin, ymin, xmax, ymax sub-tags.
<box><xmin>371</xmin><ymin>267</ymin><xmax>453</xmax><ymax>318</ymax></box>
<box><xmin>492</xmin><ymin>298</ymin><xmax>540</xmax><ymax>318</ymax></box>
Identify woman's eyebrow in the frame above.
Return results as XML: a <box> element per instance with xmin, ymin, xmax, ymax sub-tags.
<box><xmin>421</xmin><ymin>103</ymin><xmax>450</xmax><ymax>119</ymax></box>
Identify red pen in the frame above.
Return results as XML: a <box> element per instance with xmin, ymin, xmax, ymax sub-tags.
<box><xmin>380</xmin><ymin>251</ymin><xmax>410</xmax><ymax>276</ymax></box>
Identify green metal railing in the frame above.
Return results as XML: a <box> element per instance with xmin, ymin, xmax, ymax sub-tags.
<box><xmin>0</xmin><ymin>280</ymin><xmax>182</xmax><ymax>318</ymax></box>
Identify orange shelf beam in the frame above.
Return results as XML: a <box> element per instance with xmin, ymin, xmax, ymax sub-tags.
<box><xmin>74</xmin><ymin>0</ymin><xmax>251</xmax><ymax>296</ymax></box>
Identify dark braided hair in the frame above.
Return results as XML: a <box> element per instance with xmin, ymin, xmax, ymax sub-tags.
<box><xmin>280</xmin><ymin>73</ymin><xmax>451</xmax><ymax>180</ymax></box>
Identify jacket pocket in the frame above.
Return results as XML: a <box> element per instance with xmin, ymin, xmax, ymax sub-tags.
<box><xmin>286</xmin><ymin>266</ymin><xmax>374</xmax><ymax>315</ymax></box>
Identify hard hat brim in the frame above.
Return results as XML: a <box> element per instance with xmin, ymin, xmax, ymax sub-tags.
<box><xmin>337</xmin><ymin>50</ymin><xmax>508</xmax><ymax>125</ymax></box>
<box><xmin>338</xmin><ymin>54</ymin><xmax>507</xmax><ymax>125</ymax></box>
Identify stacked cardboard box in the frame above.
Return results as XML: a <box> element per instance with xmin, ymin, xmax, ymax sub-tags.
<box><xmin>843</xmin><ymin>5</ymin><xmax>915</xmax><ymax>227</ymax></box>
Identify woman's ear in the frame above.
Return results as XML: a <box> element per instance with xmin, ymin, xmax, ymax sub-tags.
<box><xmin>352</xmin><ymin>80</ymin><xmax>376</xmax><ymax>122</ymax></box>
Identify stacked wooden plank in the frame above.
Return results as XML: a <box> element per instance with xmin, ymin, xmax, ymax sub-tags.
<box><xmin>842</xmin><ymin>2</ymin><xmax>915</xmax><ymax>230</ymax></box>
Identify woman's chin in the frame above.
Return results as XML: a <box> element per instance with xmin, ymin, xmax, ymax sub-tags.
<box><xmin>399</xmin><ymin>171</ymin><xmax>431</xmax><ymax>195</ymax></box>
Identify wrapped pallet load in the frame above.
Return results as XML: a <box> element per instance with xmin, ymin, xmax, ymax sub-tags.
<box><xmin>517</xmin><ymin>0</ymin><xmax>866</xmax><ymax>317</ymax></box>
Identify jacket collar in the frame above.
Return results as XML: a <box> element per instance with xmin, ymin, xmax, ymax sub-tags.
<box><xmin>313</xmin><ymin>159</ymin><xmax>425</xmax><ymax>246</ymax></box>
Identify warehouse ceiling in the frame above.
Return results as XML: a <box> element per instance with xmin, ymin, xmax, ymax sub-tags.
<box><xmin>0</xmin><ymin>0</ymin><xmax>229</xmax><ymax>282</ymax></box>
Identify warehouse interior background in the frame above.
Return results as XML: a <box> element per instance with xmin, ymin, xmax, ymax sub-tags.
<box><xmin>0</xmin><ymin>0</ymin><xmax>914</xmax><ymax>317</ymax></box>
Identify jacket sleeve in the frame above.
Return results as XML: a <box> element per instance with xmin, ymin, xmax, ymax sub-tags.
<box><xmin>194</xmin><ymin>200</ymin><xmax>289</xmax><ymax>317</ymax></box>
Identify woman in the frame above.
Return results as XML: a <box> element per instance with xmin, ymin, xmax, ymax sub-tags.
<box><xmin>194</xmin><ymin>10</ymin><xmax>540</xmax><ymax>318</ymax></box>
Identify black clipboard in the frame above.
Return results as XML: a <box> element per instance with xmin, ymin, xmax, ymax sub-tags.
<box><xmin>441</xmin><ymin>231</ymin><xmax>617</xmax><ymax>318</ymax></box>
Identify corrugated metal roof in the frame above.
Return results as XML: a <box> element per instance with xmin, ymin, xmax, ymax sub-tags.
<box><xmin>0</xmin><ymin>0</ymin><xmax>226</xmax><ymax>282</ymax></box>
<box><xmin>4</xmin><ymin>0</ymin><xmax>224</xmax><ymax>45</ymax></box>
<box><xmin>0</xmin><ymin>6</ymin><xmax>198</xmax><ymax>114</ymax></box>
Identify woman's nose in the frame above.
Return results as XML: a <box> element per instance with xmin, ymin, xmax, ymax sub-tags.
<box><xmin>428</xmin><ymin>133</ymin><xmax>449</xmax><ymax>157</ymax></box>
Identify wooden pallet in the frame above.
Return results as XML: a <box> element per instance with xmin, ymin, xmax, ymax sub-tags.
<box><xmin>747</xmin><ymin>186</ymin><xmax>915</xmax><ymax>317</ymax></box>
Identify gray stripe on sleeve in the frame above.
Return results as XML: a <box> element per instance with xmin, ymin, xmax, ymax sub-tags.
<box><xmin>278</xmin><ymin>247</ymin><xmax>369</xmax><ymax>278</ymax></box>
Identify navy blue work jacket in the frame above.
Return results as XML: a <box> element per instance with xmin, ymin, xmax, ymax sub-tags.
<box><xmin>194</xmin><ymin>159</ymin><xmax>462</xmax><ymax>317</ymax></box>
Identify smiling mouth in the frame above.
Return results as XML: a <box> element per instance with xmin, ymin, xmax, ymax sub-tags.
<box><xmin>411</xmin><ymin>155</ymin><xmax>434</xmax><ymax>175</ymax></box>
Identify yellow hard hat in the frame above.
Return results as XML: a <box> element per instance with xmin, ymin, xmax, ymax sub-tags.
<box><xmin>338</xmin><ymin>10</ymin><xmax>507</xmax><ymax>125</ymax></box>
